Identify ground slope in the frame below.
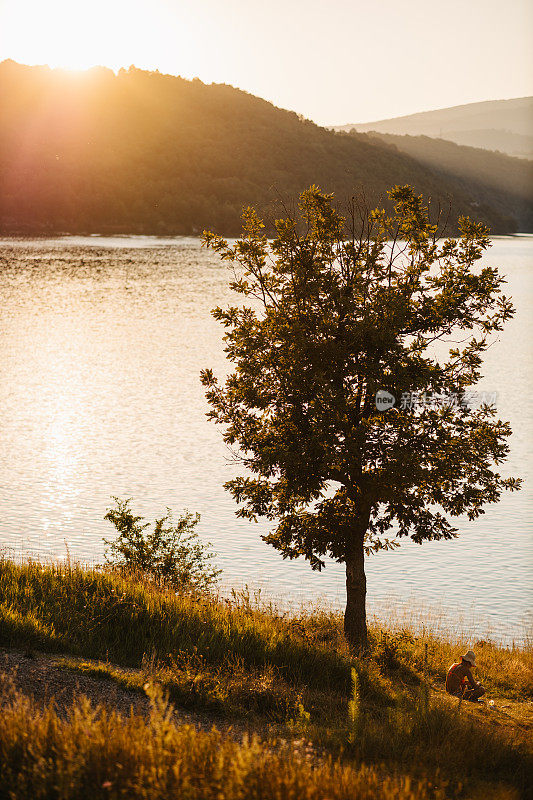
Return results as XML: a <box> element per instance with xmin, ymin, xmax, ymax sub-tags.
<box><xmin>0</xmin><ymin>560</ymin><xmax>531</xmax><ymax>799</ymax></box>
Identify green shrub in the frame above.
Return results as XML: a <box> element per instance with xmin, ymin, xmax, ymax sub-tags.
<box><xmin>104</xmin><ymin>497</ymin><xmax>221</xmax><ymax>592</ymax></box>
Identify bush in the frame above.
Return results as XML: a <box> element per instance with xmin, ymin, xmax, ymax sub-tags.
<box><xmin>104</xmin><ymin>497</ymin><xmax>221</xmax><ymax>592</ymax></box>
<box><xmin>372</xmin><ymin>630</ymin><xmax>414</xmax><ymax>672</ymax></box>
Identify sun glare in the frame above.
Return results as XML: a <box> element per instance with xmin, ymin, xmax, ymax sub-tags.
<box><xmin>1</xmin><ymin>0</ymin><xmax>196</xmax><ymax>75</ymax></box>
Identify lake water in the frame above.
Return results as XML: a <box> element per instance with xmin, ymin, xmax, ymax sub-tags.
<box><xmin>1</xmin><ymin>235</ymin><xmax>531</xmax><ymax>644</ymax></box>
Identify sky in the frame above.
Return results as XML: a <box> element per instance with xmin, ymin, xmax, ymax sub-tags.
<box><xmin>1</xmin><ymin>0</ymin><xmax>532</xmax><ymax>126</ymax></box>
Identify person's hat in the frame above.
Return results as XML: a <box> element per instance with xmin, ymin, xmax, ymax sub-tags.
<box><xmin>462</xmin><ymin>650</ymin><xmax>476</xmax><ymax>665</ymax></box>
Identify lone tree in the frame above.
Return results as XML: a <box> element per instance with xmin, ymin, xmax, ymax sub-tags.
<box><xmin>201</xmin><ymin>186</ymin><xmax>520</xmax><ymax>648</ymax></box>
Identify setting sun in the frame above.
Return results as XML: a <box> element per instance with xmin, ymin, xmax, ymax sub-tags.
<box><xmin>1</xmin><ymin>0</ymin><xmax>531</xmax><ymax>125</ymax></box>
<box><xmin>1</xmin><ymin>0</ymin><xmax>197</xmax><ymax>73</ymax></box>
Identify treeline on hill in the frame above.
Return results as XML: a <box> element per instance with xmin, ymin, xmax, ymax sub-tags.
<box><xmin>0</xmin><ymin>60</ymin><xmax>528</xmax><ymax>236</ymax></box>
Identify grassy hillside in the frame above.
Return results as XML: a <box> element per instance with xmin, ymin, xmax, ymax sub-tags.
<box><xmin>0</xmin><ymin>559</ymin><xmax>531</xmax><ymax>799</ymax></box>
<box><xmin>358</xmin><ymin>131</ymin><xmax>533</xmax><ymax>231</ymax></box>
<box><xmin>0</xmin><ymin>60</ymin><xmax>523</xmax><ymax>236</ymax></box>
<box><xmin>334</xmin><ymin>97</ymin><xmax>533</xmax><ymax>159</ymax></box>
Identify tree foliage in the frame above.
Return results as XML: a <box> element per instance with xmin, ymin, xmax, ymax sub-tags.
<box><xmin>201</xmin><ymin>185</ymin><xmax>521</xmax><ymax>646</ymax></box>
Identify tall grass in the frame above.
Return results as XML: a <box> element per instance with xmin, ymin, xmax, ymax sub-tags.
<box><xmin>0</xmin><ymin>558</ymin><xmax>353</xmax><ymax>693</ymax></box>
<box><xmin>61</xmin><ymin>653</ymin><xmax>307</xmax><ymax>722</ymax></box>
<box><xmin>368</xmin><ymin>622</ymin><xmax>533</xmax><ymax>700</ymax></box>
<box><xmin>1</xmin><ymin>558</ymin><xmax>531</xmax><ymax>798</ymax></box>
<box><xmin>331</xmin><ymin>693</ymin><xmax>531</xmax><ymax>788</ymax></box>
<box><xmin>0</xmin><ymin>677</ymin><xmax>445</xmax><ymax>800</ymax></box>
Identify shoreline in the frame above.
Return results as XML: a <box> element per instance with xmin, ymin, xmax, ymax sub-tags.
<box><xmin>2</xmin><ymin>231</ymin><xmax>533</xmax><ymax>241</ymax></box>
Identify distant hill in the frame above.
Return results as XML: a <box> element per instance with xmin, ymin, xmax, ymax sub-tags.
<box><xmin>354</xmin><ymin>132</ymin><xmax>533</xmax><ymax>231</ymax></box>
<box><xmin>334</xmin><ymin>97</ymin><xmax>533</xmax><ymax>159</ymax></box>
<box><xmin>0</xmin><ymin>61</ymin><xmax>528</xmax><ymax>236</ymax></box>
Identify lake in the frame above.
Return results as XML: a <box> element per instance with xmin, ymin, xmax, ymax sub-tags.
<box><xmin>1</xmin><ymin>235</ymin><xmax>531</xmax><ymax>644</ymax></box>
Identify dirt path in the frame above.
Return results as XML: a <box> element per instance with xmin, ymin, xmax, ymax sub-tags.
<box><xmin>0</xmin><ymin>648</ymin><xmax>256</xmax><ymax>740</ymax></box>
<box><xmin>2</xmin><ymin>647</ymin><xmax>530</xmax><ymax>752</ymax></box>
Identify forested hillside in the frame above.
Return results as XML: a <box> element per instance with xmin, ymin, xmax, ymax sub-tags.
<box><xmin>359</xmin><ymin>132</ymin><xmax>533</xmax><ymax>231</ymax></box>
<box><xmin>0</xmin><ymin>60</ymin><xmax>526</xmax><ymax>235</ymax></box>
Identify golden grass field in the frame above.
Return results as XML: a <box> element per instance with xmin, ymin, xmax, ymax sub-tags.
<box><xmin>0</xmin><ymin>558</ymin><xmax>531</xmax><ymax>799</ymax></box>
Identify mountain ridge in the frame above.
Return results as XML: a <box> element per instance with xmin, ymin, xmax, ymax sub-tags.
<box><xmin>352</xmin><ymin>130</ymin><xmax>533</xmax><ymax>231</ymax></box>
<box><xmin>0</xmin><ymin>61</ymin><xmax>528</xmax><ymax>235</ymax></box>
<box><xmin>332</xmin><ymin>97</ymin><xmax>533</xmax><ymax>159</ymax></box>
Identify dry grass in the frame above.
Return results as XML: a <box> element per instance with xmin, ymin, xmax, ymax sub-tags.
<box><xmin>59</xmin><ymin>651</ymin><xmax>307</xmax><ymax>722</ymax></box>
<box><xmin>0</xmin><ymin>557</ymin><xmax>531</xmax><ymax>799</ymax></box>
<box><xmin>365</xmin><ymin>620</ymin><xmax>533</xmax><ymax>701</ymax></box>
<box><xmin>0</xmin><ymin>676</ymin><xmax>447</xmax><ymax>800</ymax></box>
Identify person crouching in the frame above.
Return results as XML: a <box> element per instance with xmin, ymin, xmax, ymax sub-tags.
<box><xmin>446</xmin><ymin>650</ymin><xmax>486</xmax><ymax>702</ymax></box>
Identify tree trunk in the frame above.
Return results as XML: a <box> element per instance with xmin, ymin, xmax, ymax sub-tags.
<box><xmin>344</xmin><ymin>534</ymin><xmax>368</xmax><ymax>650</ymax></box>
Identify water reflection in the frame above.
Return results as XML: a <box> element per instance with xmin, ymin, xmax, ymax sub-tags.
<box><xmin>0</xmin><ymin>235</ymin><xmax>531</xmax><ymax>642</ymax></box>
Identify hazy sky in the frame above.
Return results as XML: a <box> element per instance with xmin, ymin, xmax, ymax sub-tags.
<box><xmin>1</xmin><ymin>0</ymin><xmax>532</xmax><ymax>125</ymax></box>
